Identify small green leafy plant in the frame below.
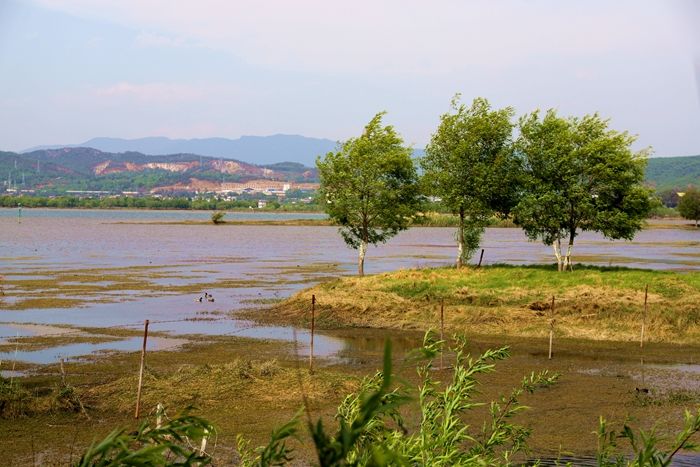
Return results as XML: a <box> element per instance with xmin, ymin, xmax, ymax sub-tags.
<box><xmin>238</xmin><ymin>332</ymin><xmax>559</xmax><ymax>466</ymax></box>
<box><xmin>76</xmin><ymin>408</ymin><xmax>213</xmax><ymax>466</ymax></box>
<box><xmin>211</xmin><ymin>211</ymin><xmax>226</xmax><ymax>224</ymax></box>
<box><xmin>596</xmin><ymin>410</ymin><xmax>700</xmax><ymax>467</ymax></box>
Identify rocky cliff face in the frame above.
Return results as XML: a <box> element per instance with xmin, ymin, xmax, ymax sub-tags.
<box><xmin>3</xmin><ymin>147</ymin><xmax>318</xmax><ymax>193</ymax></box>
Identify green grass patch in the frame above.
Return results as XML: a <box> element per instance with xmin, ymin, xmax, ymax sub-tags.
<box><xmin>274</xmin><ymin>264</ymin><xmax>700</xmax><ymax>343</ymax></box>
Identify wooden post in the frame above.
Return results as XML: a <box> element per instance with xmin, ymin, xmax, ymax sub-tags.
<box><xmin>477</xmin><ymin>249</ymin><xmax>484</xmax><ymax>268</ymax></box>
<box><xmin>135</xmin><ymin>319</ymin><xmax>149</xmax><ymax>419</ymax></box>
<box><xmin>548</xmin><ymin>296</ymin><xmax>555</xmax><ymax>360</ymax></box>
<box><xmin>60</xmin><ymin>358</ymin><xmax>66</xmax><ymax>386</ymax></box>
<box><xmin>156</xmin><ymin>402</ymin><xmax>164</xmax><ymax>428</ymax></box>
<box><xmin>440</xmin><ymin>299</ymin><xmax>445</xmax><ymax>370</ymax></box>
<box><xmin>640</xmin><ymin>284</ymin><xmax>648</xmax><ymax>349</ymax></box>
<box><xmin>309</xmin><ymin>295</ymin><xmax>315</xmax><ymax>373</ymax></box>
<box><xmin>200</xmin><ymin>429</ymin><xmax>209</xmax><ymax>455</ymax></box>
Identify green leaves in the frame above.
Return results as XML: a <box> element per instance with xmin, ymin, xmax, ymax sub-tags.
<box><xmin>596</xmin><ymin>409</ymin><xmax>700</xmax><ymax>466</ymax></box>
<box><xmin>678</xmin><ymin>187</ymin><xmax>700</xmax><ymax>226</ymax></box>
<box><xmin>293</xmin><ymin>332</ymin><xmax>556</xmax><ymax>466</ymax></box>
<box><xmin>76</xmin><ymin>409</ymin><xmax>214</xmax><ymax>466</ymax></box>
<box><xmin>317</xmin><ymin>112</ymin><xmax>420</xmax><ymax>274</ymax></box>
<box><xmin>513</xmin><ymin>110</ymin><xmax>652</xmax><ymax>268</ymax></box>
<box><xmin>422</xmin><ymin>96</ymin><xmax>519</xmax><ymax>265</ymax></box>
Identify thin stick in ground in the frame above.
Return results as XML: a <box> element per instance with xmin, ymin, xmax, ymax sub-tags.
<box><xmin>548</xmin><ymin>296</ymin><xmax>555</xmax><ymax>360</ymax></box>
<box><xmin>440</xmin><ymin>299</ymin><xmax>445</xmax><ymax>370</ymax></box>
<box><xmin>60</xmin><ymin>358</ymin><xmax>66</xmax><ymax>386</ymax></box>
<box><xmin>641</xmin><ymin>284</ymin><xmax>648</xmax><ymax>349</ymax></box>
<box><xmin>135</xmin><ymin>319</ymin><xmax>149</xmax><ymax>419</ymax></box>
<box><xmin>309</xmin><ymin>294</ymin><xmax>315</xmax><ymax>374</ymax></box>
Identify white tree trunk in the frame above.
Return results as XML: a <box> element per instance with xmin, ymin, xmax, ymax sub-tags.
<box><xmin>358</xmin><ymin>240</ymin><xmax>367</xmax><ymax>276</ymax></box>
<box><xmin>552</xmin><ymin>240</ymin><xmax>563</xmax><ymax>272</ymax></box>
<box><xmin>564</xmin><ymin>240</ymin><xmax>574</xmax><ymax>271</ymax></box>
<box><xmin>456</xmin><ymin>208</ymin><xmax>465</xmax><ymax>268</ymax></box>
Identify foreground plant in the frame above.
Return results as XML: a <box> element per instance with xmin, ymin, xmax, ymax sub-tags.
<box><xmin>239</xmin><ymin>332</ymin><xmax>559</xmax><ymax>466</ymax></box>
<box><xmin>596</xmin><ymin>410</ymin><xmax>700</xmax><ymax>466</ymax></box>
<box><xmin>76</xmin><ymin>409</ymin><xmax>213</xmax><ymax>466</ymax></box>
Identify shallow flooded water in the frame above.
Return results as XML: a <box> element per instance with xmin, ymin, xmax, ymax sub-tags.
<box><xmin>1</xmin><ymin>208</ymin><xmax>699</xmax><ymax>363</ymax></box>
<box><xmin>2</xmin><ymin>209</ymin><xmax>700</xmax><ymax>461</ymax></box>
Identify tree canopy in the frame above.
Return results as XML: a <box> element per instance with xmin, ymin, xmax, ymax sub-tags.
<box><xmin>678</xmin><ymin>187</ymin><xmax>700</xmax><ymax>227</ymax></box>
<box><xmin>513</xmin><ymin>110</ymin><xmax>651</xmax><ymax>271</ymax></box>
<box><xmin>421</xmin><ymin>96</ymin><xmax>519</xmax><ymax>267</ymax></box>
<box><xmin>317</xmin><ymin>112</ymin><xmax>420</xmax><ymax>276</ymax></box>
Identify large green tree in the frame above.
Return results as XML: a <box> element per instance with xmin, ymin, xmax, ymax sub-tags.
<box><xmin>421</xmin><ymin>96</ymin><xmax>519</xmax><ymax>268</ymax></box>
<box><xmin>317</xmin><ymin>112</ymin><xmax>420</xmax><ymax>276</ymax></box>
<box><xmin>678</xmin><ymin>187</ymin><xmax>700</xmax><ymax>227</ymax></box>
<box><xmin>514</xmin><ymin>110</ymin><xmax>651</xmax><ymax>271</ymax></box>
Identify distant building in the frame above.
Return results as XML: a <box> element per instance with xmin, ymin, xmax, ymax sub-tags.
<box><xmin>257</xmin><ymin>200</ymin><xmax>267</xmax><ymax>208</ymax></box>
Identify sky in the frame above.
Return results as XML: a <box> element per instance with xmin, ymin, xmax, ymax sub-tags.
<box><xmin>0</xmin><ymin>0</ymin><xmax>699</xmax><ymax>155</ymax></box>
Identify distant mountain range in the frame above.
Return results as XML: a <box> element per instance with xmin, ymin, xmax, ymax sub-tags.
<box><xmin>23</xmin><ymin>134</ymin><xmax>339</xmax><ymax>167</ymax></box>
<box><xmin>1</xmin><ymin>147</ymin><xmax>318</xmax><ymax>194</ymax></box>
<box><xmin>645</xmin><ymin>155</ymin><xmax>700</xmax><ymax>192</ymax></box>
<box><xmin>1</xmin><ymin>144</ymin><xmax>697</xmax><ymax>196</ymax></box>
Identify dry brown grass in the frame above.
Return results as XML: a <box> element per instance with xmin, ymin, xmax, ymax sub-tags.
<box><xmin>269</xmin><ymin>265</ymin><xmax>700</xmax><ymax>344</ymax></box>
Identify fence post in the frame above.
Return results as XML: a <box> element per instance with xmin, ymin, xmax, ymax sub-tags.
<box><xmin>135</xmin><ymin>319</ymin><xmax>149</xmax><ymax>419</ymax></box>
<box><xmin>640</xmin><ymin>284</ymin><xmax>648</xmax><ymax>349</ymax></box>
<box><xmin>440</xmin><ymin>299</ymin><xmax>445</xmax><ymax>370</ymax></box>
<box><xmin>309</xmin><ymin>295</ymin><xmax>315</xmax><ymax>374</ymax></box>
<box><xmin>156</xmin><ymin>402</ymin><xmax>164</xmax><ymax>428</ymax></box>
<box><xmin>548</xmin><ymin>296</ymin><xmax>555</xmax><ymax>360</ymax></box>
<box><xmin>200</xmin><ymin>429</ymin><xmax>209</xmax><ymax>455</ymax></box>
<box><xmin>60</xmin><ymin>358</ymin><xmax>66</xmax><ymax>386</ymax></box>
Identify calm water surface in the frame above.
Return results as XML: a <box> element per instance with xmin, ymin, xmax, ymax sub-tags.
<box><xmin>2</xmin><ymin>209</ymin><xmax>700</xmax><ymax>463</ymax></box>
<box><xmin>0</xmin><ymin>208</ymin><xmax>698</xmax><ymax>363</ymax></box>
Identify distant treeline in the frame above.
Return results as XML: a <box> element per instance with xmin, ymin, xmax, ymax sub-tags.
<box><xmin>0</xmin><ymin>195</ymin><xmax>322</xmax><ymax>211</ymax></box>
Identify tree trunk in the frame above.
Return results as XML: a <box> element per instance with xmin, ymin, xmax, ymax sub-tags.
<box><xmin>358</xmin><ymin>240</ymin><xmax>367</xmax><ymax>277</ymax></box>
<box><xmin>564</xmin><ymin>229</ymin><xmax>575</xmax><ymax>271</ymax></box>
<box><xmin>552</xmin><ymin>239</ymin><xmax>563</xmax><ymax>272</ymax></box>
<box><xmin>457</xmin><ymin>207</ymin><xmax>465</xmax><ymax>269</ymax></box>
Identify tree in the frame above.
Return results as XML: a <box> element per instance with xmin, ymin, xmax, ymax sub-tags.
<box><xmin>678</xmin><ymin>187</ymin><xmax>700</xmax><ymax>227</ymax></box>
<box><xmin>211</xmin><ymin>211</ymin><xmax>225</xmax><ymax>224</ymax></box>
<box><xmin>513</xmin><ymin>110</ymin><xmax>651</xmax><ymax>271</ymax></box>
<box><xmin>421</xmin><ymin>96</ymin><xmax>520</xmax><ymax>268</ymax></box>
<box><xmin>317</xmin><ymin>112</ymin><xmax>420</xmax><ymax>276</ymax></box>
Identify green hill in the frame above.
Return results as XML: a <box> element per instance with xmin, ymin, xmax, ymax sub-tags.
<box><xmin>645</xmin><ymin>155</ymin><xmax>700</xmax><ymax>191</ymax></box>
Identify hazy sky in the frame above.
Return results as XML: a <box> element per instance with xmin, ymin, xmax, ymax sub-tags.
<box><xmin>1</xmin><ymin>0</ymin><xmax>699</xmax><ymax>155</ymax></box>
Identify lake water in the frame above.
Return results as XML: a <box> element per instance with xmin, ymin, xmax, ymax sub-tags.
<box><xmin>0</xmin><ymin>207</ymin><xmax>698</xmax><ymax>364</ymax></box>
<box><xmin>2</xmin><ymin>208</ymin><xmax>700</xmax><ymax>463</ymax></box>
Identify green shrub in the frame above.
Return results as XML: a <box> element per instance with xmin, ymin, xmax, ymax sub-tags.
<box><xmin>210</xmin><ymin>211</ymin><xmax>226</xmax><ymax>224</ymax></box>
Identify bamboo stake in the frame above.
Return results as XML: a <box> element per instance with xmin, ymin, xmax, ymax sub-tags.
<box><xmin>640</xmin><ymin>284</ymin><xmax>648</xmax><ymax>349</ymax></box>
<box><xmin>477</xmin><ymin>249</ymin><xmax>485</xmax><ymax>268</ymax></box>
<box><xmin>60</xmin><ymin>358</ymin><xmax>66</xmax><ymax>386</ymax></box>
<box><xmin>548</xmin><ymin>296</ymin><xmax>555</xmax><ymax>360</ymax></box>
<box><xmin>440</xmin><ymin>299</ymin><xmax>445</xmax><ymax>370</ymax></box>
<box><xmin>156</xmin><ymin>402</ymin><xmax>164</xmax><ymax>429</ymax></box>
<box><xmin>135</xmin><ymin>319</ymin><xmax>149</xmax><ymax>419</ymax></box>
<box><xmin>10</xmin><ymin>332</ymin><xmax>18</xmax><ymax>387</ymax></box>
<box><xmin>309</xmin><ymin>295</ymin><xmax>315</xmax><ymax>374</ymax></box>
<box><xmin>200</xmin><ymin>429</ymin><xmax>209</xmax><ymax>455</ymax></box>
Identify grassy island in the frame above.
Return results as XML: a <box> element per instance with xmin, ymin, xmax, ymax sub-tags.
<box><xmin>271</xmin><ymin>265</ymin><xmax>700</xmax><ymax>344</ymax></box>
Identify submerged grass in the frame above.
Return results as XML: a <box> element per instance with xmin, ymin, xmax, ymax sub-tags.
<box><xmin>271</xmin><ymin>264</ymin><xmax>700</xmax><ymax>344</ymax></box>
<box><xmin>0</xmin><ymin>336</ymin><xmax>361</xmax><ymax>465</ymax></box>
<box><xmin>1</xmin><ymin>264</ymin><xmax>282</xmax><ymax>310</ymax></box>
